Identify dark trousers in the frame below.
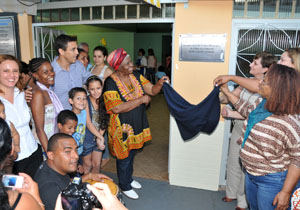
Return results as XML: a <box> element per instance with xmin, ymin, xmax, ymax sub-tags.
<box><xmin>13</xmin><ymin>145</ymin><xmax>43</xmax><ymax>178</ymax></box>
<box><xmin>146</xmin><ymin>68</ymin><xmax>155</xmax><ymax>84</ymax></box>
<box><xmin>116</xmin><ymin>150</ymin><xmax>136</xmax><ymax>191</ymax></box>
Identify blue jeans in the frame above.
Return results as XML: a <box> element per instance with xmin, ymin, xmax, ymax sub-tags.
<box><xmin>245</xmin><ymin>171</ymin><xmax>300</xmax><ymax>210</ymax></box>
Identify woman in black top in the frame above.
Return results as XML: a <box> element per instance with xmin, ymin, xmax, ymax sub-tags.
<box><xmin>0</xmin><ymin>118</ymin><xmax>44</xmax><ymax>210</ymax></box>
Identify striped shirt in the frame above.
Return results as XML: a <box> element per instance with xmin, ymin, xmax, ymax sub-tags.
<box><xmin>234</xmin><ymin>97</ymin><xmax>300</xmax><ymax>176</ymax></box>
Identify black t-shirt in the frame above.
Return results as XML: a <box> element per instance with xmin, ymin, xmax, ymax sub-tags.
<box><xmin>34</xmin><ymin>161</ymin><xmax>70</xmax><ymax>210</ymax></box>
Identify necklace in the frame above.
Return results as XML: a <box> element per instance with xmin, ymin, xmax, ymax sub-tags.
<box><xmin>125</xmin><ymin>81</ymin><xmax>135</xmax><ymax>94</ymax></box>
<box><xmin>112</xmin><ymin>74</ymin><xmax>144</xmax><ymax>101</ymax></box>
<box><xmin>119</xmin><ymin>76</ymin><xmax>136</xmax><ymax>97</ymax></box>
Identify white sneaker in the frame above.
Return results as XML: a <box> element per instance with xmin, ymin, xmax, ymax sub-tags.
<box><xmin>122</xmin><ymin>189</ymin><xmax>139</xmax><ymax>199</ymax></box>
<box><xmin>131</xmin><ymin>180</ymin><xmax>142</xmax><ymax>189</ymax></box>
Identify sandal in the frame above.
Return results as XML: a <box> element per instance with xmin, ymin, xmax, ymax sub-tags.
<box><xmin>235</xmin><ymin>207</ymin><xmax>246</xmax><ymax>210</ymax></box>
<box><xmin>221</xmin><ymin>196</ymin><xmax>236</xmax><ymax>202</ymax></box>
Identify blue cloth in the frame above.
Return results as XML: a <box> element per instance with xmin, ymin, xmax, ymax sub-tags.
<box><xmin>245</xmin><ymin>171</ymin><xmax>300</xmax><ymax>210</ymax></box>
<box><xmin>163</xmin><ymin>83</ymin><xmax>220</xmax><ymax>140</ymax></box>
<box><xmin>72</xmin><ymin>110</ymin><xmax>87</xmax><ymax>155</ymax></box>
<box><xmin>87</xmin><ymin>63</ymin><xmax>93</xmax><ymax>72</ymax></box>
<box><xmin>242</xmin><ymin>98</ymin><xmax>272</xmax><ymax>148</ymax></box>
<box><xmin>51</xmin><ymin>58</ymin><xmax>92</xmax><ymax>110</ymax></box>
<box><xmin>156</xmin><ymin>71</ymin><xmax>166</xmax><ymax>79</ymax></box>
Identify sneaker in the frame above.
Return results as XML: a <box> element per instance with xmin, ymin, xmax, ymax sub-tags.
<box><xmin>122</xmin><ymin>189</ymin><xmax>139</xmax><ymax>199</ymax></box>
<box><xmin>131</xmin><ymin>180</ymin><xmax>142</xmax><ymax>189</ymax></box>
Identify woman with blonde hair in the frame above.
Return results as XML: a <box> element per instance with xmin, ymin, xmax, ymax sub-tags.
<box><xmin>278</xmin><ymin>47</ymin><xmax>300</xmax><ymax>71</ymax></box>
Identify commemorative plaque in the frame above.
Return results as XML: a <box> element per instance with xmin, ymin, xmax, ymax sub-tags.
<box><xmin>179</xmin><ymin>34</ymin><xmax>227</xmax><ymax>62</ymax></box>
<box><xmin>0</xmin><ymin>13</ymin><xmax>20</xmax><ymax>59</ymax></box>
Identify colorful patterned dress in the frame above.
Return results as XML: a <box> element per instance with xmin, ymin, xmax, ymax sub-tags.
<box><xmin>103</xmin><ymin>71</ymin><xmax>152</xmax><ymax>159</ymax></box>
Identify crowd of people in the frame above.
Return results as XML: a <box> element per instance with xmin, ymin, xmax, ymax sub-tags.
<box><xmin>0</xmin><ymin>30</ymin><xmax>300</xmax><ymax>210</ymax></box>
<box><xmin>0</xmin><ymin>34</ymin><xmax>169</xmax><ymax>209</ymax></box>
<box><xmin>215</xmin><ymin>48</ymin><xmax>300</xmax><ymax>210</ymax></box>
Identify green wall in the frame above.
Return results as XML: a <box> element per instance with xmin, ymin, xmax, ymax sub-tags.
<box><xmin>53</xmin><ymin>25</ymin><xmax>134</xmax><ymax>64</ymax></box>
<box><xmin>52</xmin><ymin>25</ymin><xmax>171</xmax><ymax>67</ymax></box>
<box><xmin>134</xmin><ymin>32</ymin><xmax>171</xmax><ymax>65</ymax></box>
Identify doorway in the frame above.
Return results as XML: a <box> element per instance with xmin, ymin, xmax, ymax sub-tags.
<box><xmin>32</xmin><ymin>22</ymin><xmax>173</xmax><ymax>182</ymax></box>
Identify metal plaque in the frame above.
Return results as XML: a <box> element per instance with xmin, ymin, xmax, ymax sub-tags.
<box><xmin>0</xmin><ymin>13</ymin><xmax>20</xmax><ymax>58</ymax></box>
<box><xmin>179</xmin><ymin>34</ymin><xmax>227</xmax><ymax>62</ymax></box>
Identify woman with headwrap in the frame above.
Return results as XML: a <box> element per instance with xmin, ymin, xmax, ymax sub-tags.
<box><xmin>29</xmin><ymin>58</ymin><xmax>63</xmax><ymax>154</ymax></box>
<box><xmin>103</xmin><ymin>48</ymin><xmax>169</xmax><ymax>199</ymax></box>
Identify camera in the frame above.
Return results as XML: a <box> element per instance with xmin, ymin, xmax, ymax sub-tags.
<box><xmin>61</xmin><ymin>177</ymin><xmax>102</xmax><ymax>210</ymax></box>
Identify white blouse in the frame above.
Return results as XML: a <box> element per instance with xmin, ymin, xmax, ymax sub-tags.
<box><xmin>0</xmin><ymin>88</ymin><xmax>38</xmax><ymax>161</ymax></box>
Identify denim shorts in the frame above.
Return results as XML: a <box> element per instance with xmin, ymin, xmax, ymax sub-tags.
<box><xmin>82</xmin><ymin>131</ymin><xmax>110</xmax><ymax>158</ymax></box>
<box><xmin>82</xmin><ymin>130</ymin><xmax>102</xmax><ymax>156</ymax></box>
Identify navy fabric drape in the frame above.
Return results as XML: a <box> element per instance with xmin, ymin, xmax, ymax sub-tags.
<box><xmin>163</xmin><ymin>83</ymin><xmax>220</xmax><ymax>141</ymax></box>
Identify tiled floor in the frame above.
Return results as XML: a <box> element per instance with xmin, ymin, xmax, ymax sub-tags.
<box><xmin>104</xmin><ymin>172</ymin><xmax>237</xmax><ymax>210</ymax></box>
<box><xmin>101</xmin><ymin>94</ymin><xmax>238</xmax><ymax>210</ymax></box>
<box><xmin>102</xmin><ymin>93</ymin><xmax>170</xmax><ymax>181</ymax></box>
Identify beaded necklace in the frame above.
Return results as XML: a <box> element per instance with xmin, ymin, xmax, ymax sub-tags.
<box><xmin>111</xmin><ymin>73</ymin><xmax>144</xmax><ymax>101</ymax></box>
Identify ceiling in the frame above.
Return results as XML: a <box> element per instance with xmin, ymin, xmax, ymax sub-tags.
<box><xmin>91</xmin><ymin>23</ymin><xmax>173</xmax><ymax>33</ymax></box>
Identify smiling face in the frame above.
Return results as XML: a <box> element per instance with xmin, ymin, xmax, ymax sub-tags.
<box><xmin>48</xmin><ymin>137</ymin><xmax>79</xmax><ymax>175</ymax></box>
<box><xmin>33</xmin><ymin>62</ymin><xmax>55</xmax><ymax>88</ymax></box>
<box><xmin>69</xmin><ymin>91</ymin><xmax>87</xmax><ymax>113</ymax></box>
<box><xmin>0</xmin><ymin>60</ymin><xmax>20</xmax><ymax>91</ymax></box>
<box><xmin>119</xmin><ymin>56</ymin><xmax>134</xmax><ymax>75</ymax></box>
<box><xmin>58</xmin><ymin>119</ymin><xmax>77</xmax><ymax>136</ymax></box>
<box><xmin>87</xmin><ymin>80</ymin><xmax>102</xmax><ymax>100</ymax></box>
<box><xmin>277</xmin><ymin>52</ymin><xmax>294</xmax><ymax>69</ymax></box>
<box><xmin>93</xmin><ymin>50</ymin><xmax>106</xmax><ymax>66</ymax></box>
<box><xmin>60</xmin><ymin>41</ymin><xmax>78</xmax><ymax>64</ymax></box>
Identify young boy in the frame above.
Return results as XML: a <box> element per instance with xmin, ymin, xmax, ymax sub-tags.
<box><xmin>57</xmin><ymin>109</ymin><xmax>78</xmax><ymax>136</ymax></box>
<box><xmin>57</xmin><ymin>109</ymin><xmax>85</xmax><ymax>173</ymax></box>
<box><xmin>0</xmin><ymin>100</ymin><xmax>20</xmax><ymax>173</ymax></box>
<box><xmin>68</xmin><ymin>87</ymin><xmax>105</xmax><ymax>156</ymax></box>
